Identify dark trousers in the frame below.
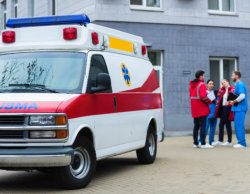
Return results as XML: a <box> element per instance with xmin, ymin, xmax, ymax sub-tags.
<box><xmin>193</xmin><ymin>116</ymin><xmax>207</xmax><ymax>145</ymax></box>
<box><xmin>219</xmin><ymin>106</ymin><xmax>232</xmax><ymax>143</ymax></box>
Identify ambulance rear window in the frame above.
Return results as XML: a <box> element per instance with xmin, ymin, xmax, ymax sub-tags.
<box><xmin>0</xmin><ymin>51</ymin><xmax>86</xmax><ymax>93</ymax></box>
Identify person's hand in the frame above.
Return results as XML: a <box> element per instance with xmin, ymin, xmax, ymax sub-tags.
<box><xmin>229</xmin><ymin>100</ymin><xmax>237</xmax><ymax>105</ymax></box>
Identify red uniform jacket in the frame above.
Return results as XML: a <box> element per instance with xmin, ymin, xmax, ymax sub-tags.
<box><xmin>215</xmin><ymin>86</ymin><xmax>234</xmax><ymax>121</ymax></box>
<box><xmin>189</xmin><ymin>79</ymin><xmax>211</xmax><ymax>118</ymax></box>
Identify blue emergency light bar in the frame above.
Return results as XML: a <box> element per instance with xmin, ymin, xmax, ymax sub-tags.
<box><xmin>6</xmin><ymin>14</ymin><xmax>90</xmax><ymax>28</ymax></box>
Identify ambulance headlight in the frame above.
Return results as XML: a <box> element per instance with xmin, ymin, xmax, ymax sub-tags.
<box><xmin>29</xmin><ymin>130</ymin><xmax>68</xmax><ymax>139</ymax></box>
<box><xmin>29</xmin><ymin>115</ymin><xmax>67</xmax><ymax>125</ymax></box>
<box><xmin>30</xmin><ymin>131</ymin><xmax>56</xmax><ymax>138</ymax></box>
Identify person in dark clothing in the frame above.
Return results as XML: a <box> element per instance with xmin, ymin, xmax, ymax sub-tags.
<box><xmin>214</xmin><ymin>79</ymin><xmax>234</xmax><ymax>146</ymax></box>
<box><xmin>189</xmin><ymin>70</ymin><xmax>212</xmax><ymax>148</ymax></box>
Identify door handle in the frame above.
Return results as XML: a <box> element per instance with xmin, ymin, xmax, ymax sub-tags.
<box><xmin>114</xmin><ymin>96</ymin><xmax>117</xmax><ymax>111</ymax></box>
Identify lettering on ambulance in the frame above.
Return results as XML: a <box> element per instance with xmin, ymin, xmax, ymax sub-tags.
<box><xmin>15</xmin><ymin>103</ymin><xmax>28</xmax><ymax>110</ymax></box>
<box><xmin>0</xmin><ymin>102</ymin><xmax>38</xmax><ymax>110</ymax></box>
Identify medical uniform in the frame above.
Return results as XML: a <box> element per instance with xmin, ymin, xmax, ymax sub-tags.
<box><xmin>199</xmin><ymin>90</ymin><xmax>217</xmax><ymax>144</ymax></box>
<box><xmin>232</xmin><ymin>80</ymin><xmax>248</xmax><ymax>147</ymax></box>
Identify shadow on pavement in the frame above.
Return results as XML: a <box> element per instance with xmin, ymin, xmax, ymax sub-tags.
<box><xmin>0</xmin><ymin>157</ymin><xmax>142</xmax><ymax>192</ymax></box>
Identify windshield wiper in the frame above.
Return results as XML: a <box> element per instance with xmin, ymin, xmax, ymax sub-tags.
<box><xmin>8</xmin><ymin>84</ymin><xmax>59</xmax><ymax>93</ymax></box>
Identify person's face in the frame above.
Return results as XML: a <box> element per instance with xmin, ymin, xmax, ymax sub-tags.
<box><xmin>207</xmin><ymin>81</ymin><xmax>214</xmax><ymax>90</ymax></box>
<box><xmin>222</xmin><ymin>80</ymin><xmax>229</xmax><ymax>88</ymax></box>
<box><xmin>231</xmin><ymin>73</ymin><xmax>237</xmax><ymax>82</ymax></box>
<box><xmin>200</xmin><ymin>74</ymin><xmax>205</xmax><ymax>81</ymax></box>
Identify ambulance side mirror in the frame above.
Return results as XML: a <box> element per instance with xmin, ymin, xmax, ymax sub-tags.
<box><xmin>91</xmin><ymin>73</ymin><xmax>112</xmax><ymax>93</ymax></box>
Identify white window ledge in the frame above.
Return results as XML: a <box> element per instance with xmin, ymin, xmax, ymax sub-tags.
<box><xmin>129</xmin><ymin>5</ymin><xmax>164</xmax><ymax>12</ymax></box>
<box><xmin>208</xmin><ymin>10</ymin><xmax>238</xmax><ymax>16</ymax></box>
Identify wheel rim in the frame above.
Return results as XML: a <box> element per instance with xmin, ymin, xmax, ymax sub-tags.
<box><xmin>70</xmin><ymin>147</ymin><xmax>91</xmax><ymax>179</ymax></box>
<box><xmin>148</xmin><ymin>133</ymin><xmax>155</xmax><ymax>156</ymax></box>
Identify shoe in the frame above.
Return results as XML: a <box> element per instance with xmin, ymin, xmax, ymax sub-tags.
<box><xmin>222</xmin><ymin>142</ymin><xmax>232</xmax><ymax>146</ymax></box>
<box><xmin>213</xmin><ymin>141</ymin><xmax>223</xmax><ymax>146</ymax></box>
<box><xmin>193</xmin><ymin>144</ymin><xmax>199</xmax><ymax>148</ymax></box>
<box><xmin>198</xmin><ymin>142</ymin><xmax>201</xmax><ymax>147</ymax></box>
<box><xmin>211</xmin><ymin>142</ymin><xmax>215</xmax><ymax>146</ymax></box>
<box><xmin>233</xmin><ymin>144</ymin><xmax>246</xmax><ymax>148</ymax></box>
<box><xmin>201</xmin><ymin>143</ymin><xmax>214</xmax><ymax>149</ymax></box>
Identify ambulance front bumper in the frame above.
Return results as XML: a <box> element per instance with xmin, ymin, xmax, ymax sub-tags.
<box><xmin>0</xmin><ymin>147</ymin><xmax>73</xmax><ymax>167</ymax></box>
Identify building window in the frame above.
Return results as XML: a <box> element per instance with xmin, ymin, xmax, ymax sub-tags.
<box><xmin>148</xmin><ymin>51</ymin><xmax>163</xmax><ymax>95</ymax></box>
<box><xmin>51</xmin><ymin>0</ymin><xmax>56</xmax><ymax>15</ymax></box>
<box><xmin>2</xmin><ymin>0</ymin><xmax>7</xmax><ymax>29</ymax></box>
<box><xmin>208</xmin><ymin>0</ymin><xmax>236</xmax><ymax>15</ymax></box>
<box><xmin>14</xmin><ymin>0</ymin><xmax>18</xmax><ymax>18</ymax></box>
<box><xmin>130</xmin><ymin>0</ymin><xmax>162</xmax><ymax>11</ymax></box>
<box><xmin>209</xmin><ymin>58</ymin><xmax>237</xmax><ymax>91</ymax></box>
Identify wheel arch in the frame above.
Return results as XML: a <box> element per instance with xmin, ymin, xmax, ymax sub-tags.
<box><xmin>72</xmin><ymin>125</ymin><xmax>95</xmax><ymax>148</ymax></box>
<box><xmin>148</xmin><ymin>117</ymin><xmax>157</xmax><ymax>135</ymax></box>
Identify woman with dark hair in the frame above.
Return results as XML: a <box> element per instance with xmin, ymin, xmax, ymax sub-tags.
<box><xmin>214</xmin><ymin>79</ymin><xmax>234</xmax><ymax>146</ymax></box>
<box><xmin>199</xmin><ymin>79</ymin><xmax>217</xmax><ymax>145</ymax></box>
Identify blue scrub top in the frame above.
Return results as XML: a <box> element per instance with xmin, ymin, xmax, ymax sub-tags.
<box><xmin>232</xmin><ymin>80</ymin><xmax>248</xmax><ymax>112</ymax></box>
<box><xmin>207</xmin><ymin>90</ymin><xmax>217</xmax><ymax>118</ymax></box>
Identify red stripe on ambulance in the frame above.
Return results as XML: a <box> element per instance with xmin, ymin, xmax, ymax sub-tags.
<box><xmin>58</xmin><ymin>93</ymin><xmax>162</xmax><ymax>119</ymax></box>
<box><xmin>122</xmin><ymin>70</ymin><xmax>159</xmax><ymax>93</ymax></box>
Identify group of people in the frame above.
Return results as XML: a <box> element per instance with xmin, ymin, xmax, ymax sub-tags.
<box><xmin>189</xmin><ymin>70</ymin><xmax>248</xmax><ymax>148</ymax></box>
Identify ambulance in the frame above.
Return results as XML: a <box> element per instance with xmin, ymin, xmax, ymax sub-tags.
<box><xmin>0</xmin><ymin>14</ymin><xmax>164</xmax><ymax>189</ymax></box>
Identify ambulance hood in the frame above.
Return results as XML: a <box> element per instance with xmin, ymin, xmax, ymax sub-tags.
<box><xmin>0</xmin><ymin>93</ymin><xmax>79</xmax><ymax>113</ymax></box>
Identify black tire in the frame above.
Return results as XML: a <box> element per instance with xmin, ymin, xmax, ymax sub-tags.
<box><xmin>57</xmin><ymin>136</ymin><xmax>96</xmax><ymax>189</ymax></box>
<box><xmin>136</xmin><ymin>124</ymin><xmax>157</xmax><ymax>164</ymax></box>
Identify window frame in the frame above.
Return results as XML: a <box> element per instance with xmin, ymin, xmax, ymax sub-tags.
<box><xmin>14</xmin><ymin>0</ymin><xmax>18</xmax><ymax>18</ymax></box>
<box><xmin>208</xmin><ymin>0</ymin><xmax>237</xmax><ymax>16</ymax></box>
<box><xmin>2</xmin><ymin>0</ymin><xmax>7</xmax><ymax>29</ymax></box>
<box><xmin>148</xmin><ymin>50</ymin><xmax>163</xmax><ymax>98</ymax></box>
<box><xmin>51</xmin><ymin>0</ymin><xmax>56</xmax><ymax>16</ymax></box>
<box><xmin>209</xmin><ymin>57</ymin><xmax>237</xmax><ymax>89</ymax></box>
<box><xmin>130</xmin><ymin>0</ymin><xmax>163</xmax><ymax>12</ymax></box>
<box><xmin>30</xmin><ymin>0</ymin><xmax>35</xmax><ymax>17</ymax></box>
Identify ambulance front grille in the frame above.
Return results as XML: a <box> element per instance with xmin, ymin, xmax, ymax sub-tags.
<box><xmin>0</xmin><ymin>116</ymin><xmax>26</xmax><ymax>125</ymax></box>
<box><xmin>0</xmin><ymin>130</ymin><xmax>25</xmax><ymax>139</ymax></box>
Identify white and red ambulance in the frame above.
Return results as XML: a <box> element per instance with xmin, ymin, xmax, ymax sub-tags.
<box><xmin>0</xmin><ymin>14</ymin><xmax>164</xmax><ymax>189</ymax></box>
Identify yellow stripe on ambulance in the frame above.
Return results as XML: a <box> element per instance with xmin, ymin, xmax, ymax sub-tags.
<box><xmin>109</xmin><ymin>36</ymin><xmax>134</xmax><ymax>53</ymax></box>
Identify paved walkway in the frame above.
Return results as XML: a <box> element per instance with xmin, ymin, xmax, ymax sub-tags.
<box><xmin>0</xmin><ymin>134</ymin><xmax>250</xmax><ymax>193</ymax></box>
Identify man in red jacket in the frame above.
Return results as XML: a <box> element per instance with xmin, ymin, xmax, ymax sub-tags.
<box><xmin>190</xmin><ymin>70</ymin><xmax>213</xmax><ymax>148</ymax></box>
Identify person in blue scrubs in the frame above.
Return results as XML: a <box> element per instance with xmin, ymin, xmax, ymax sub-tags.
<box><xmin>198</xmin><ymin>80</ymin><xmax>217</xmax><ymax>145</ymax></box>
<box><xmin>230</xmin><ymin>71</ymin><xmax>248</xmax><ymax>148</ymax></box>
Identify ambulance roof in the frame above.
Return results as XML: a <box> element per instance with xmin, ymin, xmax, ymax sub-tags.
<box><xmin>0</xmin><ymin>14</ymin><xmax>148</xmax><ymax>59</ymax></box>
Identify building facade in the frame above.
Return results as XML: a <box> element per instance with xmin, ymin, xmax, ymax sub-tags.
<box><xmin>1</xmin><ymin>0</ymin><xmax>250</xmax><ymax>135</ymax></box>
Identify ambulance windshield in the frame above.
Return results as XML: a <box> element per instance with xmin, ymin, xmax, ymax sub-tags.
<box><xmin>0</xmin><ymin>51</ymin><xmax>86</xmax><ymax>93</ymax></box>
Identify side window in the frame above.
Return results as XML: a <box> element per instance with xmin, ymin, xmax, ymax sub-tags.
<box><xmin>86</xmin><ymin>54</ymin><xmax>111</xmax><ymax>93</ymax></box>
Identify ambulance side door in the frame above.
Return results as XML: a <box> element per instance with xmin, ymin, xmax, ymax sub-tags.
<box><xmin>86</xmin><ymin>52</ymin><xmax>121</xmax><ymax>150</ymax></box>
<box><xmin>102</xmin><ymin>52</ymin><xmax>147</xmax><ymax>145</ymax></box>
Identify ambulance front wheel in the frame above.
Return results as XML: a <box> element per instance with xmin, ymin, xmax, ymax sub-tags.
<box><xmin>136</xmin><ymin>124</ymin><xmax>157</xmax><ymax>164</ymax></box>
<box><xmin>58</xmin><ymin>136</ymin><xmax>96</xmax><ymax>189</ymax></box>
